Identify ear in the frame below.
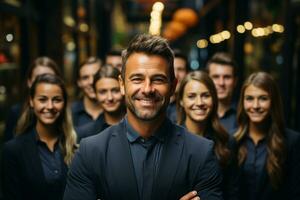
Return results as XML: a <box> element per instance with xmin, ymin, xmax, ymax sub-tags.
<box><xmin>118</xmin><ymin>75</ymin><xmax>125</xmax><ymax>95</ymax></box>
<box><xmin>27</xmin><ymin>79</ymin><xmax>32</xmax><ymax>88</ymax></box>
<box><xmin>77</xmin><ymin>79</ymin><xmax>82</xmax><ymax>88</ymax></box>
<box><xmin>29</xmin><ymin>97</ymin><xmax>34</xmax><ymax>108</ymax></box>
<box><xmin>179</xmin><ymin>99</ymin><xmax>184</xmax><ymax>107</ymax></box>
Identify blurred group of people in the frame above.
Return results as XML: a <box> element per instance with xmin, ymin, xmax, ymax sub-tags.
<box><xmin>1</xmin><ymin>34</ymin><xmax>299</xmax><ymax>200</ymax></box>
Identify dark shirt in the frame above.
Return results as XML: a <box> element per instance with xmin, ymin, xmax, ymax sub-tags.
<box><xmin>71</xmin><ymin>100</ymin><xmax>102</xmax><ymax>128</ymax></box>
<box><xmin>75</xmin><ymin>113</ymin><xmax>110</xmax><ymax>142</ymax></box>
<box><xmin>125</xmin><ymin>118</ymin><xmax>166</xmax><ymax>200</ymax></box>
<box><xmin>35</xmin><ymin>131</ymin><xmax>63</xmax><ymax>184</ymax></box>
<box><xmin>242</xmin><ymin>135</ymin><xmax>267</xmax><ymax>200</ymax></box>
<box><xmin>219</xmin><ymin>103</ymin><xmax>237</xmax><ymax>133</ymax></box>
<box><xmin>166</xmin><ymin>101</ymin><xmax>177</xmax><ymax>123</ymax></box>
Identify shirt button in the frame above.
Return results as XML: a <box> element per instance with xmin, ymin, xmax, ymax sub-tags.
<box><xmin>54</xmin><ymin>170</ymin><xmax>59</xmax><ymax>174</ymax></box>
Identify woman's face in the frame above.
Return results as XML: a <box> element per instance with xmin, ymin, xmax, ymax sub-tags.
<box><xmin>28</xmin><ymin>66</ymin><xmax>56</xmax><ymax>88</ymax></box>
<box><xmin>180</xmin><ymin>80</ymin><xmax>213</xmax><ymax>123</ymax></box>
<box><xmin>30</xmin><ymin>83</ymin><xmax>65</xmax><ymax>126</ymax></box>
<box><xmin>243</xmin><ymin>84</ymin><xmax>271</xmax><ymax>124</ymax></box>
<box><xmin>95</xmin><ymin>78</ymin><xmax>123</xmax><ymax>114</ymax></box>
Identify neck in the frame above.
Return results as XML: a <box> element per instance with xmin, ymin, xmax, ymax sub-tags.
<box><xmin>218</xmin><ymin>98</ymin><xmax>232</xmax><ymax>117</ymax></box>
<box><xmin>248</xmin><ymin>122</ymin><xmax>267</xmax><ymax>145</ymax></box>
<box><xmin>104</xmin><ymin>109</ymin><xmax>125</xmax><ymax>125</ymax></box>
<box><xmin>127</xmin><ymin>110</ymin><xmax>165</xmax><ymax>139</ymax></box>
<box><xmin>185</xmin><ymin>117</ymin><xmax>206</xmax><ymax>136</ymax></box>
<box><xmin>83</xmin><ymin>96</ymin><xmax>103</xmax><ymax>120</ymax></box>
<box><xmin>35</xmin><ymin>122</ymin><xmax>59</xmax><ymax>151</ymax></box>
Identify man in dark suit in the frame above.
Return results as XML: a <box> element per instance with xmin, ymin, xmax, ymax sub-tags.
<box><xmin>63</xmin><ymin>34</ymin><xmax>223</xmax><ymax>200</ymax></box>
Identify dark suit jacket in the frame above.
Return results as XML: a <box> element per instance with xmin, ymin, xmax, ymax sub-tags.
<box><xmin>1</xmin><ymin>128</ymin><xmax>68</xmax><ymax>200</ymax></box>
<box><xmin>64</xmin><ymin>119</ymin><xmax>223</xmax><ymax>200</ymax></box>
<box><xmin>238</xmin><ymin>128</ymin><xmax>300</xmax><ymax>200</ymax></box>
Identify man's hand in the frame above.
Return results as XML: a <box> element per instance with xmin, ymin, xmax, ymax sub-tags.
<box><xmin>179</xmin><ymin>191</ymin><xmax>200</xmax><ymax>200</ymax></box>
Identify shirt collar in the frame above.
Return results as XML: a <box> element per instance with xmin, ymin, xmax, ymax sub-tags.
<box><xmin>125</xmin><ymin>116</ymin><xmax>168</xmax><ymax>143</ymax></box>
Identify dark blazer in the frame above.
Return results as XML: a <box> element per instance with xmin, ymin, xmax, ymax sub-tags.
<box><xmin>64</xmin><ymin>119</ymin><xmax>223</xmax><ymax>200</ymax></box>
<box><xmin>238</xmin><ymin>128</ymin><xmax>300</xmax><ymax>200</ymax></box>
<box><xmin>3</xmin><ymin>104</ymin><xmax>22</xmax><ymax>142</ymax></box>
<box><xmin>1</xmin><ymin>128</ymin><xmax>68</xmax><ymax>200</ymax></box>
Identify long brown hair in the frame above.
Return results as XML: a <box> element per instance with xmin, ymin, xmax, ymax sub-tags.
<box><xmin>16</xmin><ymin>74</ymin><xmax>77</xmax><ymax>165</ymax></box>
<box><xmin>177</xmin><ymin>70</ymin><xmax>230</xmax><ymax>168</ymax></box>
<box><xmin>234</xmin><ymin>72</ymin><xmax>286</xmax><ymax>189</ymax></box>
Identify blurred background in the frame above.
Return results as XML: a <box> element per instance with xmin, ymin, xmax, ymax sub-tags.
<box><xmin>0</xmin><ymin>0</ymin><xmax>300</xmax><ymax>137</ymax></box>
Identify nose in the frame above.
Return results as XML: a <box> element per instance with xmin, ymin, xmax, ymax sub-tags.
<box><xmin>217</xmin><ymin>77</ymin><xmax>225</xmax><ymax>86</ymax></box>
<box><xmin>46</xmin><ymin>100</ymin><xmax>54</xmax><ymax>109</ymax></box>
<box><xmin>253</xmin><ymin>99</ymin><xmax>259</xmax><ymax>109</ymax></box>
<box><xmin>88</xmin><ymin>76</ymin><xmax>93</xmax><ymax>85</ymax></box>
<box><xmin>143</xmin><ymin>79</ymin><xmax>154</xmax><ymax>94</ymax></box>
<box><xmin>107</xmin><ymin>91</ymin><xmax>113</xmax><ymax>101</ymax></box>
<box><xmin>195</xmin><ymin>96</ymin><xmax>204</xmax><ymax>106</ymax></box>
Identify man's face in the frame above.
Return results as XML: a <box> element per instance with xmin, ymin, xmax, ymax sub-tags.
<box><xmin>77</xmin><ymin>63</ymin><xmax>100</xmax><ymax>100</ymax></box>
<box><xmin>119</xmin><ymin>53</ymin><xmax>175</xmax><ymax>121</ymax></box>
<box><xmin>208</xmin><ymin>63</ymin><xmax>236</xmax><ymax>101</ymax></box>
<box><xmin>174</xmin><ymin>57</ymin><xmax>187</xmax><ymax>84</ymax></box>
<box><xmin>106</xmin><ymin>55</ymin><xmax>122</xmax><ymax>72</ymax></box>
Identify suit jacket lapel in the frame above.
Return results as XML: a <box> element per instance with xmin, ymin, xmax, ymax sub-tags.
<box><xmin>108</xmin><ymin>121</ymin><xmax>139</xmax><ymax>199</ymax></box>
<box><xmin>152</xmin><ymin>122</ymin><xmax>184</xmax><ymax>199</ymax></box>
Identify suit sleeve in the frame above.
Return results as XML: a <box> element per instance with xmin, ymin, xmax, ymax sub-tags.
<box><xmin>1</xmin><ymin>142</ymin><xmax>23</xmax><ymax>200</ymax></box>
<box><xmin>193</xmin><ymin>142</ymin><xmax>223</xmax><ymax>200</ymax></box>
<box><xmin>63</xmin><ymin>140</ymin><xmax>97</xmax><ymax>200</ymax></box>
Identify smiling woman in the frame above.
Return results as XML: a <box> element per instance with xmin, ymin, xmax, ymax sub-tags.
<box><xmin>2</xmin><ymin>74</ymin><xmax>77</xmax><ymax>200</ymax></box>
<box><xmin>234</xmin><ymin>72</ymin><xmax>300</xmax><ymax>200</ymax></box>
<box><xmin>176</xmin><ymin>70</ymin><xmax>239</xmax><ymax>200</ymax></box>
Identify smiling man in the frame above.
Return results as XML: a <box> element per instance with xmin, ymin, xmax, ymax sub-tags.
<box><xmin>206</xmin><ymin>52</ymin><xmax>238</xmax><ymax>132</ymax></box>
<box><xmin>64</xmin><ymin>34</ymin><xmax>222</xmax><ymax>200</ymax></box>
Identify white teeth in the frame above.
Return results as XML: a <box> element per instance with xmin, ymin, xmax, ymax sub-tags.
<box><xmin>140</xmin><ymin>100</ymin><xmax>155</xmax><ymax>105</ymax></box>
<box><xmin>193</xmin><ymin>109</ymin><xmax>206</xmax><ymax>115</ymax></box>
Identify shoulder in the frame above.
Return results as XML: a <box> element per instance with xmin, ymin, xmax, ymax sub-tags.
<box><xmin>172</xmin><ymin>123</ymin><xmax>215</xmax><ymax>154</ymax></box>
<box><xmin>79</xmin><ymin>121</ymin><xmax>124</xmax><ymax>149</ymax></box>
<box><xmin>2</xmin><ymin>131</ymin><xmax>32</xmax><ymax>157</ymax></box>
<box><xmin>71</xmin><ymin>100</ymin><xmax>84</xmax><ymax>113</ymax></box>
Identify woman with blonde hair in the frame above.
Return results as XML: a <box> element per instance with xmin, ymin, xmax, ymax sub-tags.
<box><xmin>2</xmin><ymin>74</ymin><xmax>77</xmax><ymax>200</ymax></box>
<box><xmin>177</xmin><ymin>70</ymin><xmax>239</xmax><ymax>200</ymax></box>
<box><xmin>235</xmin><ymin>72</ymin><xmax>300</xmax><ymax>200</ymax></box>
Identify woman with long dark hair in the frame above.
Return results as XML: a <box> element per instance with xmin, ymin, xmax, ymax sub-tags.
<box><xmin>2</xmin><ymin>74</ymin><xmax>77</xmax><ymax>200</ymax></box>
<box><xmin>177</xmin><ymin>70</ymin><xmax>239</xmax><ymax>200</ymax></box>
<box><xmin>235</xmin><ymin>72</ymin><xmax>300</xmax><ymax>200</ymax></box>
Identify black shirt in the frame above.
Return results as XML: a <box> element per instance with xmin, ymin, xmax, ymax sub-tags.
<box><xmin>71</xmin><ymin>100</ymin><xmax>102</xmax><ymax>127</ymax></box>
<box><xmin>219</xmin><ymin>103</ymin><xmax>237</xmax><ymax>133</ymax></box>
<box><xmin>75</xmin><ymin>113</ymin><xmax>110</xmax><ymax>142</ymax></box>
<box><xmin>166</xmin><ymin>101</ymin><xmax>177</xmax><ymax>123</ymax></box>
<box><xmin>35</xmin><ymin>130</ymin><xmax>63</xmax><ymax>184</ymax></box>
<box><xmin>125</xmin><ymin>118</ymin><xmax>166</xmax><ymax>200</ymax></box>
<box><xmin>242</xmin><ymin>135</ymin><xmax>267</xmax><ymax>200</ymax></box>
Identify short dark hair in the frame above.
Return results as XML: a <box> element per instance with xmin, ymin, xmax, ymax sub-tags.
<box><xmin>106</xmin><ymin>49</ymin><xmax>122</xmax><ymax>57</ymax></box>
<box><xmin>206</xmin><ymin>52</ymin><xmax>237</xmax><ymax>76</ymax></box>
<box><xmin>93</xmin><ymin>65</ymin><xmax>120</xmax><ymax>90</ymax></box>
<box><xmin>121</xmin><ymin>34</ymin><xmax>175</xmax><ymax>82</ymax></box>
<box><xmin>77</xmin><ymin>57</ymin><xmax>102</xmax><ymax>79</ymax></box>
